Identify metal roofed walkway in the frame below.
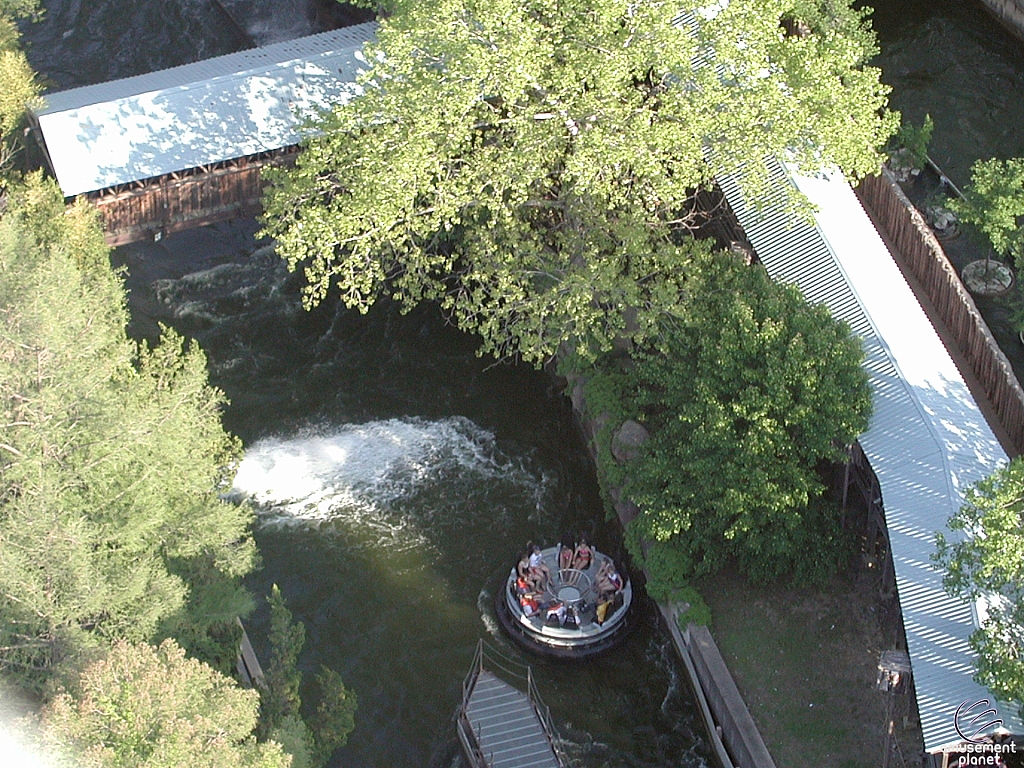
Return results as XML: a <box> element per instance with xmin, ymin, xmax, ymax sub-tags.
<box><xmin>716</xmin><ymin>158</ymin><xmax>1023</xmax><ymax>750</ymax></box>
<box><xmin>457</xmin><ymin>642</ymin><xmax>565</xmax><ymax>768</ymax></box>
<box><xmin>31</xmin><ymin>22</ymin><xmax>377</xmax><ymax>197</ymax></box>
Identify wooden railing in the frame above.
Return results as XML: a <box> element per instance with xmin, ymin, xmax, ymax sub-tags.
<box><xmin>856</xmin><ymin>169</ymin><xmax>1024</xmax><ymax>456</ymax></box>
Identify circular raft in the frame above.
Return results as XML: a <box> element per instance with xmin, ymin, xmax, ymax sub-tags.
<box><xmin>495</xmin><ymin>545</ymin><xmax>635</xmax><ymax>659</ymax></box>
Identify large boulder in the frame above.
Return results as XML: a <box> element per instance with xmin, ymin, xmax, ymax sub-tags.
<box><xmin>611</xmin><ymin>419</ymin><xmax>650</xmax><ymax>464</ymax></box>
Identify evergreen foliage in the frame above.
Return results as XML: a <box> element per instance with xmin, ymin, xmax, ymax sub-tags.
<box><xmin>0</xmin><ymin>176</ymin><xmax>257</xmax><ymax>690</ymax></box>
<box><xmin>310</xmin><ymin>665</ymin><xmax>357</xmax><ymax>765</ymax></box>
<box><xmin>935</xmin><ymin>457</ymin><xmax>1024</xmax><ymax>717</ymax></box>
<box><xmin>0</xmin><ymin>0</ymin><xmax>40</xmax><ymax>180</ymax></box>
<box><xmin>596</xmin><ymin>252</ymin><xmax>870</xmax><ymax>584</ymax></box>
<box><xmin>262</xmin><ymin>585</ymin><xmax>305</xmax><ymax>732</ymax></box>
<box><xmin>40</xmin><ymin>639</ymin><xmax>291</xmax><ymax>768</ymax></box>
<box><xmin>262</xmin><ymin>0</ymin><xmax>896</xmax><ymax>364</ymax></box>
<box><xmin>260</xmin><ymin>586</ymin><xmax>357</xmax><ymax>767</ymax></box>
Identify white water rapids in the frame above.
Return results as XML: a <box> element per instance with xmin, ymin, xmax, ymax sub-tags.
<box><xmin>231</xmin><ymin>416</ymin><xmax>551</xmax><ymax>549</ymax></box>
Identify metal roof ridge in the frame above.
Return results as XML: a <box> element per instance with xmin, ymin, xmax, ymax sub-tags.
<box><xmin>785</xmin><ymin>165</ymin><xmax>964</xmax><ymax>510</ymax></box>
<box><xmin>35</xmin><ymin>22</ymin><xmax>379</xmax><ymax>115</ymax></box>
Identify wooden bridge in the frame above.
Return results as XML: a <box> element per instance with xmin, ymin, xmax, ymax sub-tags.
<box><xmin>29</xmin><ymin>23</ymin><xmax>376</xmax><ymax>246</ymax></box>
<box><xmin>457</xmin><ymin>641</ymin><xmax>568</xmax><ymax>768</ymax></box>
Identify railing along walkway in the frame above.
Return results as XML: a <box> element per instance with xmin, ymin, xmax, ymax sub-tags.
<box><xmin>457</xmin><ymin>640</ymin><xmax>567</xmax><ymax>768</ymax></box>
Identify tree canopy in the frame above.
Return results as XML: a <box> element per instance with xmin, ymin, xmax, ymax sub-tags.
<box><xmin>40</xmin><ymin>639</ymin><xmax>291</xmax><ymax>768</ymax></box>
<box><xmin>935</xmin><ymin>457</ymin><xmax>1024</xmax><ymax>717</ymax></box>
<box><xmin>262</xmin><ymin>0</ymin><xmax>897</xmax><ymax>363</ymax></box>
<box><xmin>589</xmin><ymin>251</ymin><xmax>870</xmax><ymax>584</ymax></box>
<box><xmin>0</xmin><ymin>176</ymin><xmax>257</xmax><ymax>690</ymax></box>
<box><xmin>0</xmin><ymin>0</ymin><xmax>40</xmax><ymax>178</ymax></box>
<box><xmin>259</xmin><ymin>586</ymin><xmax>357</xmax><ymax>768</ymax></box>
<box><xmin>949</xmin><ymin>157</ymin><xmax>1024</xmax><ymax>264</ymax></box>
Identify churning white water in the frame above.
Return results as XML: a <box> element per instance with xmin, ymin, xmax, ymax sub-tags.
<box><xmin>231</xmin><ymin>417</ymin><xmax>550</xmax><ymax>547</ymax></box>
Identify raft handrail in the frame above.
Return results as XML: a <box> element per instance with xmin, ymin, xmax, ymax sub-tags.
<box><xmin>477</xmin><ymin>638</ymin><xmax>531</xmax><ymax>681</ymax></box>
<box><xmin>457</xmin><ymin>644</ymin><xmax>493</xmax><ymax>768</ymax></box>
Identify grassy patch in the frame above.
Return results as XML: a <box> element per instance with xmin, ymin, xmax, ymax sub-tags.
<box><xmin>696</xmin><ymin>569</ymin><xmax>918</xmax><ymax>768</ymax></box>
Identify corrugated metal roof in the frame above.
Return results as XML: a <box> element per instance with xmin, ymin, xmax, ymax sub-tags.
<box><xmin>717</xmin><ymin>159</ymin><xmax>1022</xmax><ymax>750</ymax></box>
<box><xmin>32</xmin><ymin>22</ymin><xmax>378</xmax><ymax>197</ymax></box>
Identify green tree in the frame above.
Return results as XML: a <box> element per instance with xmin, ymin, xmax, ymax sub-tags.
<box><xmin>615</xmin><ymin>251</ymin><xmax>871</xmax><ymax>583</ymax></box>
<box><xmin>259</xmin><ymin>586</ymin><xmax>357</xmax><ymax>768</ymax></box>
<box><xmin>949</xmin><ymin>158</ymin><xmax>1024</xmax><ymax>267</ymax></box>
<box><xmin>0</xmin><ymin>0</ymin><xmax>41</xmax><ymax>180</ymax></box>
<box><xmin>262</xmin><ymin>0</ymin><xmax>897</xmax><ymax>364</ymax></box>
<box><xmin>262</xmin><ymin>585</ymin><xmax>305</xmax><ymax>735</ymax></box>
<box><xmin>40</xmin><ymin>639</ymin><xmax>291</xmax><ymax>768</ymax></box>
<box><xmin>0</xmin><ymin>176</ymin><xmax>257</xmax><ymax>690</ymax></box>
<box><xmin>309</xmin><ymin>665</ymin><xmax>357</xmax><ymax>766</ymax></box>
<box><xmin>934</xmin><ymin>457</ymin><xmax>1024</xmax><ymax>717</ymax></box>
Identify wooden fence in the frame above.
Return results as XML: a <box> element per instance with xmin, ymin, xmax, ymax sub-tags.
<box><xmin>88</xmin><ymin>147</ymin><xmax>297</xmax><ymax>246</ymax></box>
<box><xmin>856</xmin><ymin>169</ymin><xmax>1024</xmax><ymax>456</ymax></box>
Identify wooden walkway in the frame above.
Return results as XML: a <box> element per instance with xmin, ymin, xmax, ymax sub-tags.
<box><xmin>456</xmin><ymin>641</ymin><xmax>566</xmax><ymax>768</ymax></box>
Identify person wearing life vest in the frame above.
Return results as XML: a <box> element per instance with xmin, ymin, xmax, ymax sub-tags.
<box><xmin>519</xmin><ymin>592</ymin><xmax>540</xmax><ymax>617</ymax></box>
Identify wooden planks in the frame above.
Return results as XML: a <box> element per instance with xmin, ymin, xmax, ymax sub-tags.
<box><xmin>462</xmin><ymin>672</ymin><xmax>561</xmax><ymax>768</ymax></box>
<box><xmin>857</xmin><ymin>169</ymin><xmax>1024</xmax><ymax>456</ymax></box>
<box><xmin>85</xmin><ymin>148</ymin><xmax>297</xmax><ymax>246</ymax></box>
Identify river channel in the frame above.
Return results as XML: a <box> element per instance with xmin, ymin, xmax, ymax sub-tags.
<box><xmin>865</xmin><ymin>0</ymin><xmax>1024</xmax><ymax>390</ymax></box>
<box><xmin>20</xmin><ymin>1</ymin><xmax>1024</xmax><ymax>766</ymax></box>
<box><xmin>19</xmin><ymin>3</ymin><xmax>711</xmax><ymax>767</ymax></box>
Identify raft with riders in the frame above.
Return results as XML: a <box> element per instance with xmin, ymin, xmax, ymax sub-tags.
<box><xmin>496</xmin><ymin>535</ymin><xmax>634</xmax><ymax>658</ymax></box>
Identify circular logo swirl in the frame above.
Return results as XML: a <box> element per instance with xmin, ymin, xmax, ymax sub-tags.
<box><xmin>954</xmin><ymin>699</ymin><xmax>1003</xmax><ymax>744</ymax></box>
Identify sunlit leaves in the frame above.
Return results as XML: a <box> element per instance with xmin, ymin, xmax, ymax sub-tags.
<box><xmin>935</xmin><ymin>457</ymin><xmax>1024</xmax><ymax>716</ymax></box>
<box><xmin>0</xmin><ymin>176</ymin><xmax>257</xmax><ymax>689</ymax></box>
<box><xmin>263</xmin><ymin>0</ymin><xmax>895</xmax><ymax>363</ymax></box>
<box><xmin>41</xmin><ymin>639</ymin><xmax>291</xmax><ymax>768</ymax></box>
<box><xmin>949</xmin><ymin>158</ymin><xmax>1024</xmax><ymax>265</ymax></box>
<box><xmin>619</xmin><ymin>251</ymin><xmax>871</xmax><ymax>582</ymax></box>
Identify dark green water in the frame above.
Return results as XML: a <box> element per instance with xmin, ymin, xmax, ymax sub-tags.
<box><xmin>22</xmin><ymin>1</ymin><xmax>1024</xmax><ymax>765</ymax></box>
<box><xmin>866</xmin><ymin>0</ymin><xmax>1024</xmax><ymax>187</ymax></box>
<box><xmin>114</xmin><ymin>219</ymin><xmax>710</xmax><ymax>768</ymax></box>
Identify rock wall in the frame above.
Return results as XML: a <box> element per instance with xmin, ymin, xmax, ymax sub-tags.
<box><xmin>977</xmin><ymin>0</ymin><xmax>1024</xmax><ymax>41</ymax></box>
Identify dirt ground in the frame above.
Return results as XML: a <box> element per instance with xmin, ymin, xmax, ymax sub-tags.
<box><xmin>697</xmin><ymin>558</ymin><xmax>925</xmax><ymax>768</ymax></box>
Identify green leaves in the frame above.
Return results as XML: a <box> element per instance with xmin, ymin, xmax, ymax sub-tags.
<box><xmin>934</xmin><ymin>457</ymin><xmax>1024</xmax><ymax>716</ymax></box>
<box><xmin>263</xmin><ymin>0</ymin><xmax>896</xmax><ymax>363</ymax></box>
<box><xmin>608</xmin><ymin>250</ymin><xmax>869</xmax><ymax>583</ymax></box>
<box><xmin>259</xmin><ymin>586</ymin><xmax>357</xmax><ymax>768</ymax></box>
<box><xmin>949</xmin><ymin>158</ymin><xmax>1024</xmax><ymax>263</ymax></box>
<box><xmin>0</xmin><ymin>176</ymin><xmax>256</xmax><ymax>690</ymax></box>
<box><xmin>0</xmin><ymin>0</ymin><xmax>41</xmax><ymax>181</ymax></box>
<box><xmin>40</xmin><ymin>639</ymin><xmax>291</xmax><ymax>768</ymax></box>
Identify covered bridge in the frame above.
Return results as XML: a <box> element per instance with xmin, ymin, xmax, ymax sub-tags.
<box><xmin>29</xmin><ymin>22</ymin><xmax>377</xmax><ymax>245</ymax></box>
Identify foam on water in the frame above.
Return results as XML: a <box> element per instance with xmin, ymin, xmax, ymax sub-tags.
<box><xmin>232</xmin><ymin>417</ymin><xmax>549</xmax><ymax>547</ymax></box>
<box><xmin>476</xmin><ymin>588</ymin><xmax>502</xmax><ymax>640</ymax></box>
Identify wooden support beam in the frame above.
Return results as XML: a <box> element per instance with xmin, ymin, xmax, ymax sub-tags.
<box><xmin>82</xmin><ymin>147</ymin><xmax>298</xmax><ymax>246</ymax></box>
